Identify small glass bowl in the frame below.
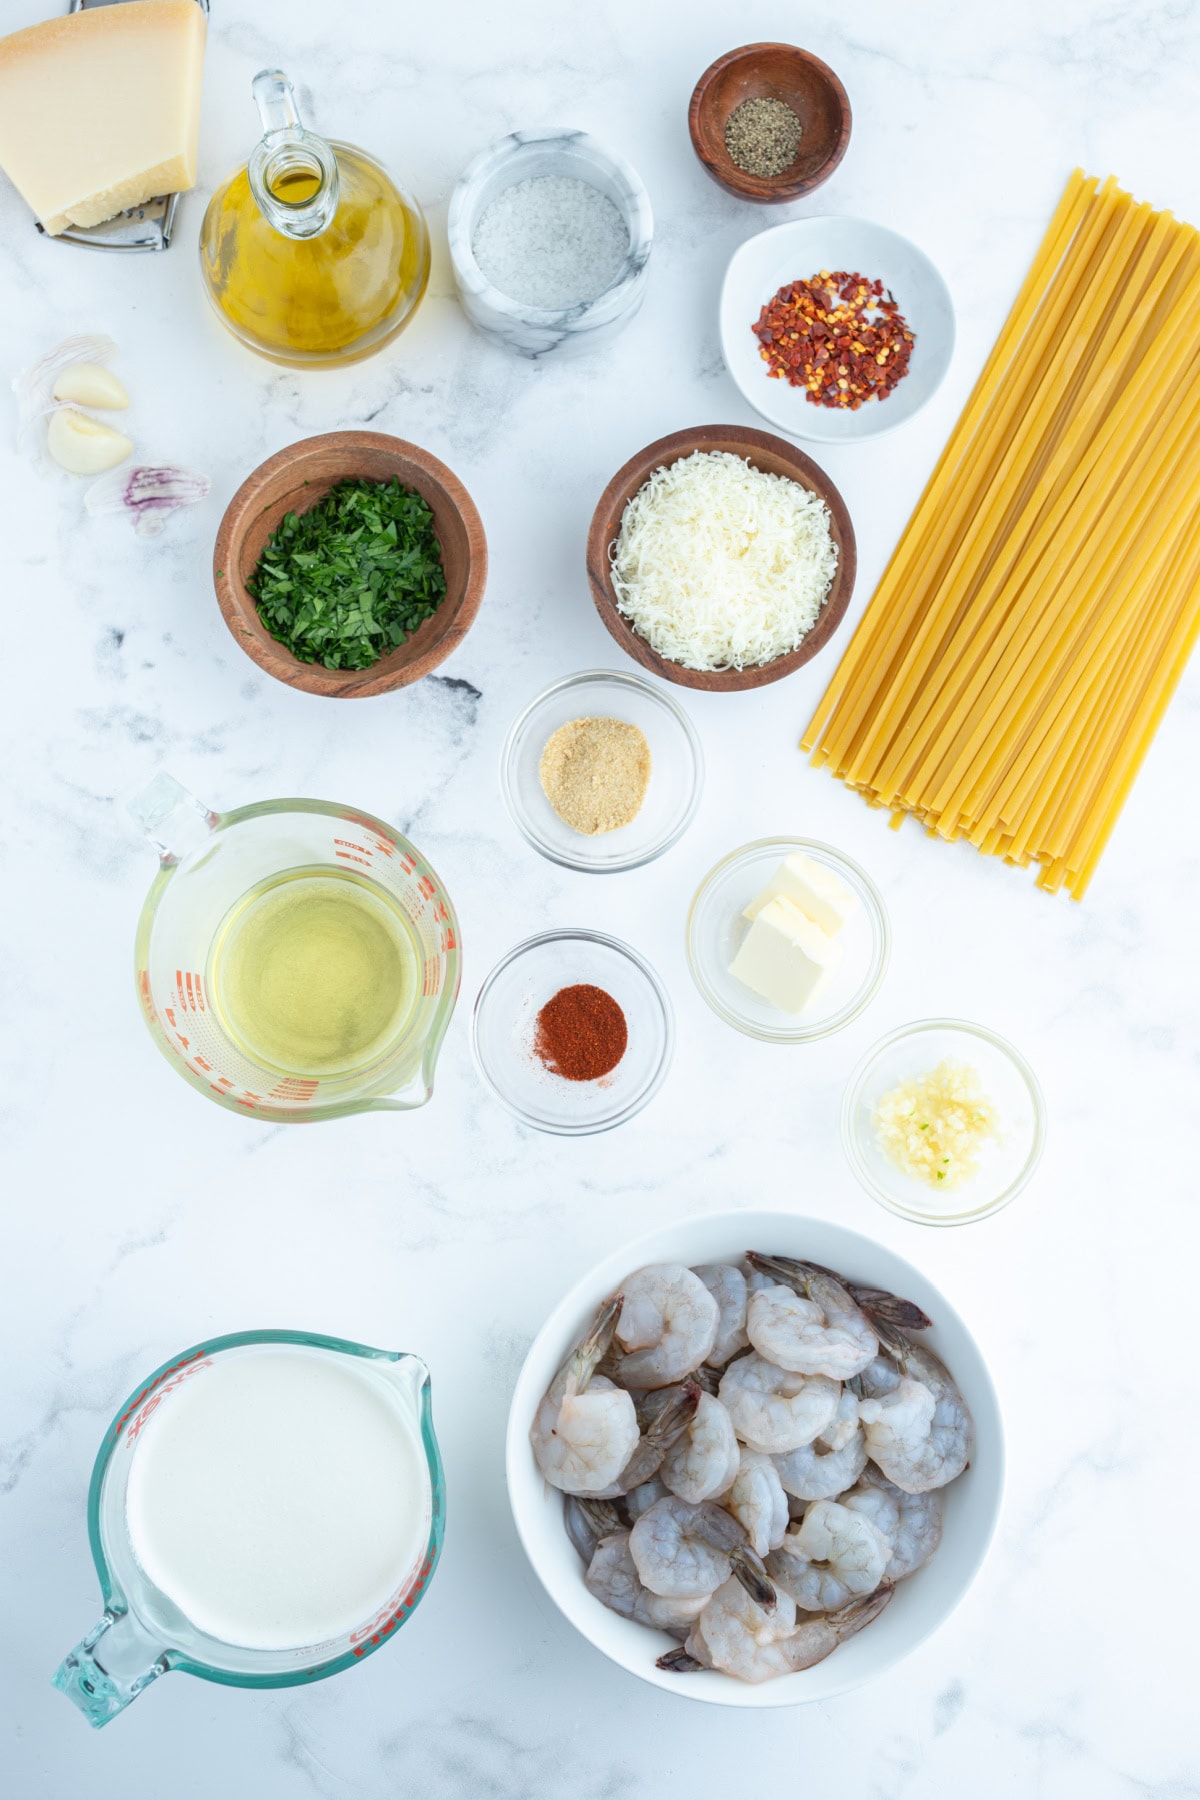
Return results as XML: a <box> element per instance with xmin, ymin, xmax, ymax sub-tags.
<box><xmin>686</xmin><ymin>838</ymin><xmax>889</xmax><ymax>1043</ymax></box>
<box><xmin>841</xmin><ymin>1019</ymin><xmax>1046</xmax><ymax>1226</ymax></box>
<box><xmin>501</xmin><ymin>670</ymin><xmax>704</xmax><ymax>873</ymax></box>
<box><xmin>472</xmin><ymin>929</ymin><xmax>674</xmax><ymax>1135</ymax></box>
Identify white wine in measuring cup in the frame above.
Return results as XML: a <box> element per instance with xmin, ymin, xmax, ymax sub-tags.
<box><xmin>54</xmin><ymin>1332</ymin><xmax>445</xmax><ymax>1726</ymax></box>
<box><xmin>130</xmin><ymin>777</ymin><xmax>461</xmax><ymax>1121</ymax></box>
<box><xmin>207</xmin><ymin>867</ymin><xmax>422</xmax><ymax>1078</ymax></box>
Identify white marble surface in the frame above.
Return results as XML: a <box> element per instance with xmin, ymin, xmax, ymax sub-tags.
<box><xmin>1</xmin><ymin>0</ymin><xmax>1196</xmax><ymax>1792</ymax></box>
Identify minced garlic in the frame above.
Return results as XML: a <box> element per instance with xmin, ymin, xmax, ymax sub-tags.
<box><xmin>874</xmin><ymin>1060</ymin><xmax>999</xmax><ymax>1188</ymax></box>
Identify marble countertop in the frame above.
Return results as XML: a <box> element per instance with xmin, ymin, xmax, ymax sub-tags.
<box><xmin>2</xmin><ymin>0</ymin><xmax>1196</xmax><ymax>1793</ymax></box>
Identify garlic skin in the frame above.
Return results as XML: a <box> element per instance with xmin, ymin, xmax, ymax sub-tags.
<box><xmin>46</xmin><ymin>406</ymin><xmax>133</xmax><ymax>476</ymax></box>
<box><xmin>52</xmin><ymin>363</ymin><xmax>129</xmax><ymax>409</ymax></box>
<box><xmin>85</xmin><ymin>464</ymin><xmax>210</xmax><ymax>536</ymax></box>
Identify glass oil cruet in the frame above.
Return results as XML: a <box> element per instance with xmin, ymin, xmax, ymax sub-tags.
<box><xmin>199</xmin><ymin>69</ymin><xmax>430</xmax><ymax>366</ymax></box>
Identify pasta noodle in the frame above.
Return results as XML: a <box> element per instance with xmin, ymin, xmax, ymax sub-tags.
<box><xmin>801</xmin><ymin>172</ymin><xmax>1200</xmax><ymax>898</ymax></box>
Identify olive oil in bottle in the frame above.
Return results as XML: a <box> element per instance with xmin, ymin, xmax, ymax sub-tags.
<box><xmin>208</xmin><ymin>868</ymin><xmax>420</xmax><ymax>1078</ymax></box>
<box><xmin>198</xmin><ymin>70</ymin><xmax>430</xmax><ymax>367</ymax></box>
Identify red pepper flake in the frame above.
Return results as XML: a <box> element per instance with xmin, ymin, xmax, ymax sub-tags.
<box><xmin>752</xmin><ymin>271</ymin><xmax>915</xmax><ymax>408</ymax></box>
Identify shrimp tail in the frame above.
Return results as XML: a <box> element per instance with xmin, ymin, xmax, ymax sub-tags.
<box><xmin>636</xmin><ymin>1381</ymin><xmax>702</xmax><ymax>1449</ymax></box>
<box><xmin>802</xmin><ymin>1262</ymin><xmax>934</xmax><ymax>1332</ymax></box>
<box><xmin>579</xmin><ymin>1496</ymin><xmax>626</xmax><ymax>1535</ymax></box>
<box><xmin>656</xmin><ymin>1647</ymin><xmax>706</xmax><ymax>1673</ymax></box>
<box><xmin>831</xmin><ymin>1578</ymin><xmax>895</xmax><ymax>1639</ymax></box>
<box><xmin>730</xmin><ymin>1545</ymin><xmax>777</xmax><ymax>1612</ymax></box>
<box><xmin>872</xmin><ymin>1316</ymin><xmax>916</xmax><ymax>1366</ymax></box>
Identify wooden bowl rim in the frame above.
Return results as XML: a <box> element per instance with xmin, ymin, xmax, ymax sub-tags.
<box><xmin>585</xmin><ymin>423</ymin><xmax>857</xmax><ymax>692</ymax></box>
<box><xmin>688</xmin><ymin>41</ymin><xmax>852</xmax><ymax>204</ymax></box>
<box><xmin>213</xmin><ymin>430</ymin><xmax>488</xmax><ymax>699</ymax></box>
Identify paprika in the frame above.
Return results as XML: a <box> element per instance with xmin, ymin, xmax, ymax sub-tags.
<box><xmin>533</xmin><ymin>983</ymin><xmax>628</xmax><ymax>1081</ymax></box>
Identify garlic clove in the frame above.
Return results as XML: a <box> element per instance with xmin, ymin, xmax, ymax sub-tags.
<box><xmin>52</xmin><ymin>362</ymin><xmax>129</xmax><ymax>409</ymax></box>
<box><xmin>46</xmin><ymin>405</ymin><xmax>133</xmax><ymax>475</ymax></box>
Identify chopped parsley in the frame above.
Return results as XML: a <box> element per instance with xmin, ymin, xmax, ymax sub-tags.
<box><xmin>249</xmin><ymin>477</ymin><xmax>447</xmax><ymax>671</ymax></box>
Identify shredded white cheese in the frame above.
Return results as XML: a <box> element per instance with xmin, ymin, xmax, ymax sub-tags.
<box><xmin>609</xmin><ymin>451</ymin><xmax>838</xmax><ymax>672</ymax></box>
<box><xmin>874</xmin><ymin>1060</ymin><xmax>1000</xmax><ymax>1189</ymax></box>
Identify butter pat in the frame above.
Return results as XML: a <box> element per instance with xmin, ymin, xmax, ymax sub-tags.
<box><xmin>729</xmin><ymin>896</ymin><xmax>841</xmax><ymax>1013</ymax></box>
<box><xmin>744</xmin><ymin>852</ymin><xmax>857</xmax><ymax>936</ymax></box>
<box><xmin>0</xmin><ymin>1</ymin><xmax>205</xmax><ymax>236</ymax></box>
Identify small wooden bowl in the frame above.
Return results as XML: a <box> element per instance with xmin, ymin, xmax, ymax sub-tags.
<box><xmin>586</xmin><ymin>425</ymin><xmax>856</xmax><ymax>692</ymax></box>
<box><xmin>689</xmin><ymin>43</ymin><xmax>851</xmax><ymax>204</ymax></box>
<box><xmin>213</xmin><ymin>431</ymin><xmax>487</xmax><ymax>698</ymax></box>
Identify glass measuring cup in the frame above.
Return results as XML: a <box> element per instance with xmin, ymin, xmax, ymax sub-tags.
<box><xmin>53</xmin><ymin>1330</ymin><xmax>444</xmax><ymax>1728</ymax></box>
<box><xmin>131</xmin><ymin>775</ymin><xmax>460</xmax><ymax>1122</ymax></box>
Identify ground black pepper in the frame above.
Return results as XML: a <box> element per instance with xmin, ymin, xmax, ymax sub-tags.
<box><xmin>724</xmin><ymin>96</ymin><xmax>803</xmax><ymax>179</ymax></box>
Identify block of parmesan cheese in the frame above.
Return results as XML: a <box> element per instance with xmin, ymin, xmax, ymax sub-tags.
<box><xmin>0</xmin><ymin>1</ymin><xmax>206</xmax><ymax>235</ymax></box>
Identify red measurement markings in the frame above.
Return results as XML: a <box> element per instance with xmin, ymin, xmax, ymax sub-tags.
<box><xmin>174</xmin><ymin>970</ymin><xmax>206</xmax><ymax>1013</ymax></box>
<box><xmin>267</xmin><ymin>1077</ymin><xmax>320</xmax><ymax>1103</ymax></box>
<box><xmin>338</xmin><ymin>813</ymin><xmax>398</xmax><ymax>857</ymax></box>
<box><xmin>115</xmin><ymin>1349</ymin><xmax>211</xmax><ymax>1444</ymax></box>
<box><xmin>334</xmin><ymin>850</ymin><xmax>372</xmax><ymax>868</ymax></box>
<box><xmin>430</xmin><ymin>900</ymin><xmax>457</xmax><ymax>955</ymax></box>
<box><xmin>350</xmin><ymin>1547</ymin><xmax>437</xmax><ymax>1654</ymax></box>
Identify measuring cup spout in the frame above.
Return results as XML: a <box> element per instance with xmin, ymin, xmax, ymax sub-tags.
<box><xmin>53</xmin><ymin>1609</ymin><xmax>170</xmax><ymax>1728</ymax></box>
<box><xmin>128</xmin><ymin>772</ymin><xmax>217</xmax><ymax>864</ymax></box>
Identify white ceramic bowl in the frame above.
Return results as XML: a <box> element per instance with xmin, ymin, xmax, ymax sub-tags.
<box><xmin>720</xmin><ymin>218</ymin><xmax>955</xmax><ymax>442</ymax></box>
<box><xmin>842</xmin><ymin>1019</ymin><xmax>1046</xmax><ymax>1226</ymax></box>
<box><xmin>501</xmin><ymin>670</ymin><xmax>703</xmax><ymax>872</ymax></box>
<box><xmin>506</xmin><ymin>1210</ymin><xmax>1004</xmax><ymax>1707</ymax></box>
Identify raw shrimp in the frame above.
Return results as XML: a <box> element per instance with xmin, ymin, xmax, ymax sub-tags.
<box><xmin>593</xmin><ymin>1382</ymin><xmax>700</xmax><ymax>1496</ymax></box>
<box><xmin>745</xmin><ymin>1255</ymin><xmax>878</xmax><ymax>1379</ymax></box>
<box><xmin>629</xmin><ymin>1496</ymin><xmax>775</xmax><ymax>1606</ymax></box>
<box><xmin>614</xmin><ymin>1264</ymin><xmax>719</xmax><ymax>1388</ymax></box>
<box><xmin>718</xmin><ymin>1353</ymin><xmax>840</xmax><ymax>1454</ymax></box>
<box><xmin>625</xmin><ymin>1476</ymin><xmax>669</xmax><ymax>1521</ymax></box>
<box><xmin>661</xmin><ymin>1582</ymin><xmax>895</xmax><ymax>1680</ymax></box>
<box><xmin>767</xmin><ymin>1497</ymin><xmax>891</xmax><ymax>1611</ymax></box>
<box><xmin>857</xmin><ymin>1337</ymin><xmax>972</xmax><ymax>1493</ymax></box>
<box><xmin>564</xmin><ymin>1495</ymin><xmax>625</xmax><ymax>1563</ymax></box>
<box><xmin>585</xmin><ymin>1532</ymin><xmax>711</xmax><ymax>1634</ymax></box>
<box><xmin>531</xmin><ymin>1296</ymin><xmax>640</xmax><ymax>1494</ymax></box>
<box><xmin>725</xmin><ymin>1450</ymin><xmax>789</xmax><ymax>1557</ymax></box>
<box><xmin>693</xmin><ymin>1263</ymin><xmax>749</xmax><ymax>1366</ymax></box>
<box><xmin>842</xmin><ymin>1466</ymin><xmax>943</xmax><ymax>1580</ymax></box>
<box><xmin>773</xmin><ymin>1388</ymin><xmax>867</xmax><ymax>1502</ymax></box>
<box><xmin>691</xmin><ymin>1576</ymin><xmax>798</xmax><ymax>1682</ymax></box>
<box><xmin>661</xmin><ymin>1392</ymin><xmax>741</xmax><ymax>1503</ymax></box>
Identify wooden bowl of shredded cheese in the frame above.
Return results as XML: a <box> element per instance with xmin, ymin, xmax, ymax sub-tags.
<box><xmin>586</xmin><ymin>425</ymin><xmax>855</xmax><ymax>690</ymax></box>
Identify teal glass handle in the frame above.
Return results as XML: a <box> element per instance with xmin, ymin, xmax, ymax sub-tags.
<box><xmin>53</xmin><ymin>1611</ymin><xmax>169</xmax><ymax>1728</ymax></box>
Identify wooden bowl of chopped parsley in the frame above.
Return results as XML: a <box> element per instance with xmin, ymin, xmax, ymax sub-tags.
<box><xmin>213</xmin><ymin>432</ymin><xmax>487</xmax><ymax>696</ymax></box>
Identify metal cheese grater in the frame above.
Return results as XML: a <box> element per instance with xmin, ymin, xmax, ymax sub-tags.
<box><xmin>36</xmin><ymin>0</ymin><xmax>210</xmax><ymax>251</ymax></box>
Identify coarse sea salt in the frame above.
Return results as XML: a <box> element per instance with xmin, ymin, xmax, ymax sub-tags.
<box><xmin>471</xmin><ymin>174</ymin><xmax>629</xmax><ymax>311</ymax></box>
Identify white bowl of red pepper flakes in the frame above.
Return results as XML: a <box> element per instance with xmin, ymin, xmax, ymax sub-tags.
<box><xmin>720</xmin><ymin>217</ymin><xmax>955</xmax><ymax>442</ymax></box>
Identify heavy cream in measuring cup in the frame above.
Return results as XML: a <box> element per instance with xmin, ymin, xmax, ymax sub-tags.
<box><xmin>125</xmin><ymin>1346</ymin><xmax>431</xmax><ymax>1650</ymax></box>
